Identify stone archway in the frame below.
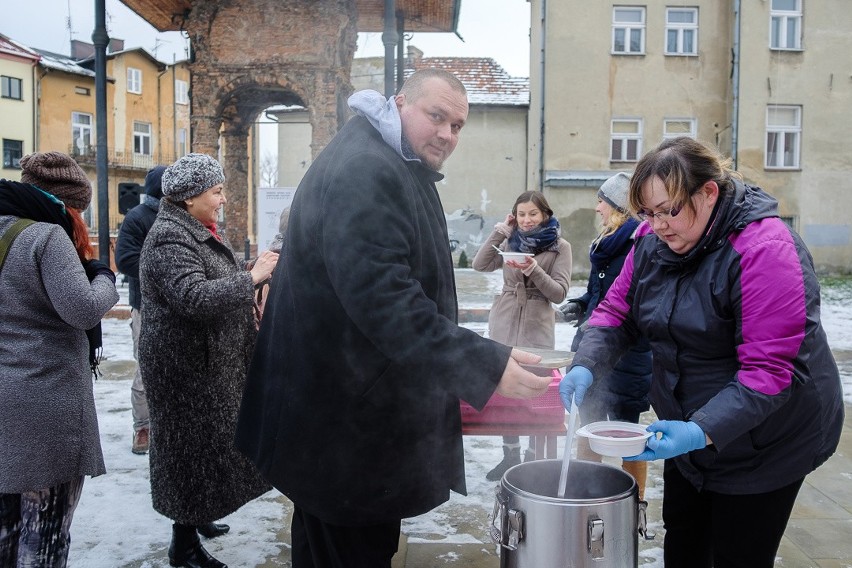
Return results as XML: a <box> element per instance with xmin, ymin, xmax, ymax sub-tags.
<box><xmin>181</xmin><ymin>0</ymin><xmax>358</xmax><ymax>245</ymax></box>
<box><xmin>117</xmin><ymin>0</ymin><xmax>460</xmax><ymax>245</ymax></box>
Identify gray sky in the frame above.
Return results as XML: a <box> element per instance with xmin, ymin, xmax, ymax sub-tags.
<box><xmin>1</xmin><ymin>0</ymin><xmax>531</xmax><ymax>77</ymax></box>
<box><xmin>1</xmin><ymin>0</ymin><xmax>530</xmax><ymax>156</ymax></box>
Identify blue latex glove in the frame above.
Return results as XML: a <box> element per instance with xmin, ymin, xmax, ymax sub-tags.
<box><xmin>624</xmin><ymin>420</ymin><xmax>706</xmax><ymax>461</ymax></box>
<box><xmin>559</xmin><ymin>366</ymin><xmax>593</xmax><ymax>410</ymax></box>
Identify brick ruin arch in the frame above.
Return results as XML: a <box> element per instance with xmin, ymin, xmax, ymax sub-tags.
<box><xmin>181</xmin><ymin>0</ymin><xmax>358</xmax><ymax>246</ymax></box>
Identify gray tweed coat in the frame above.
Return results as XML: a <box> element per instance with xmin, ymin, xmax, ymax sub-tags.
<box><xmin>0</xmin><ymin>216</ymin><xmax>118</xmax><ymax>493</ymax></box>
<box><xmin>138</xmin><ymin>199</ymin><xmax>270</xmax><ymax>524</ymax></box>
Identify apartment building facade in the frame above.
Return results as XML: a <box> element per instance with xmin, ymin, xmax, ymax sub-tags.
<box><xmin>0</xmin><ymin>34</ymin><xmax>191</xmax><ymax>234</ymax></box>
<box><xmin>57</xmin><ymin>42</ymin><xmax>191</xmax><ymax>231</ymax></box>
<box><xmin>529</xmin><ymin>0</ymin><xmax>851</xmax><ymax>273</ymax></box>
<box><xmin>0</xmin><ymin>35</ymin><xmax>39</xmax><ymax>181</ymax></box>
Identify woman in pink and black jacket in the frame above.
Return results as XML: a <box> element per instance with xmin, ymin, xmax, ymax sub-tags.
<box><xmin>560</xmin><ymin>137</ymin><xmax>843</xmax><ymax>568</ymax></box>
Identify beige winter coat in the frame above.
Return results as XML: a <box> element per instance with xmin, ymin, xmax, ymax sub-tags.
<box><xmin>472</xmin><ymin>228</ymin><xmax>572</xmax><ymax>349</ymax></box>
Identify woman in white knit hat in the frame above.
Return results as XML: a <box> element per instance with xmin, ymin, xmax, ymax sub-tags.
<box><xmin>558</xmin><ymin>171</ymin><xmax>652</xmax><ymax>500</ymax></box>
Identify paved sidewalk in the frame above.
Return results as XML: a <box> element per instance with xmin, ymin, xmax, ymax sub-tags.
<box><xmin>88</xmin><ymin>277</ymin><xmax>852</xmax><ymax>566</ymax></box>
<box><xmin>98</xmin><ymin>400</ymin><xmax>851</xmax><ymax>568</ymax></box>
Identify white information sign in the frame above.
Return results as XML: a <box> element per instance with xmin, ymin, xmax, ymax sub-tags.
<box><xmin>256</xmin><ymin>187</ymin><xmax>297</xmax><ymax>253</ymax></box>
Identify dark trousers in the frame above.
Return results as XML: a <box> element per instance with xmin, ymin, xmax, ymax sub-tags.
<box><xmin>0</xmin><ymin>476</ymin><xmax>85</xmax><ymax>568</ymax></box>
<box><xmin>662</xmin><ymin>461</ymin><xmax>803</xmax><ymax>568</ymax></box>
<box><xmin>290</xmin><ymin>505</ymin><xmax>401</xmax><ymax>568</ymax></box>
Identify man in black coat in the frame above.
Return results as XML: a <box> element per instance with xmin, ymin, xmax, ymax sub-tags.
<box><xmin>235</xmin><ymin>69</ymin><xmax>551</xmax><ymax>567</ymax></box>
<box><xmin>115</xmin><ymin>165</ymin><xmax>165</xmax><ymax>455</ymax></box>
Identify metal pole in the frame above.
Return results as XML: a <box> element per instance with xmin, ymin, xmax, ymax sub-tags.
<box><xmin>396</xmin><ymin>10</ymin><xmax>405</xmax><ymax>92</ymax></box>
<box><xmin>731</xmin><ymin>0</ymin><xmax>741</xmax><ymax>169</ymax></box>
<box><xmin>93</xmin><ymin>0</ymin><xmax>110</xmax><ymax>263</ymax></box>
<box><xmin>381</xmin><ymin>0</ymin><xmax>398</xmax><ymax>98</ymax></box>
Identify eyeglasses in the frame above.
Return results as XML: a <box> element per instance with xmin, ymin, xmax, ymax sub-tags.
<box><xmin>636</xmin><ymin>204</ymin><xmax>683</xmax><ymax>222</ymax></box>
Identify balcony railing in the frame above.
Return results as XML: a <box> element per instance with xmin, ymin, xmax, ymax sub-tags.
<box><xmin>69</xmin><ymin>146</ymin><xmax>179</xmax><ymax>170</ymax></box>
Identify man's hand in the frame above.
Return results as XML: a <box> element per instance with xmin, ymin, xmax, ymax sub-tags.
<box><xmin>495</xmin><ymin>349</ymin><xmax>551</xmax><ymax>399</ymax></box>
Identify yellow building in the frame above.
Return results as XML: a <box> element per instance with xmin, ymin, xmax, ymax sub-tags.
<box><xmin>0</xmin><ymin>34</ymin><xmax>39</xmax><ymax>181</ymax></box>
<box><xmin>33</xmin><ymin>40</ymin><xmax>191</xmax><ymax>232</ymax></box>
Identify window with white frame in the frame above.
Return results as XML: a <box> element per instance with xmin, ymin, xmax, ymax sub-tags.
<box><xmin>611</xmin><ymin>119</ymin><xmax>643</xmax><ymax>162</ymax></box>
<box><xmin>71</xmin><ymin>112</ymin><xmax>93</xmax><ymax>155</ymax></box>
<box><xmin>663</xmin><ymin>118</ymin><xmax>697</xmax><ymax>140</ymax></box>
<box><xmin>127</xmin><ymin>67</ymin><xmax>142</xmax><ymax>94</ymax></box>
<box><xmin>133</xmin><ymin>122</ymin><xmax>152</xmax><ymax>155</ymax></box>
<box><xmin>665</xmin><ymin>7</ymin><xmax>698</xmax><ymax>55</ymax></box>
<box><xmin>765</xmin><ymin>105</ymin><xmax>801</xmax><ymax>168</ymax></box>
<box><xmin>612</xmin><ymin>7</ymin><xmax>646</xmax><ymax>54</ymax></box>
<box><xmin>1</xmin><ymin>76</ymin><xmax>23</xmax><ymax>100</ymax></box>
<box><xmin>175</xmin><ymin>79</ymin><xmax>189</xmax><ymax>105</ymax></box>
<box><xmin>3</xmin><ymin>139</ymin><xmax>23</xmax><ymax>168</ymax></box>
<box><xmin>770</xmin><ymin>0</ymin><xmax>802</xmax><ymax>50</ymax></box>
<box><xmin>178</xmin><ymin>128</ymin><xmax>187</xmax><ymax>156</ymax></box>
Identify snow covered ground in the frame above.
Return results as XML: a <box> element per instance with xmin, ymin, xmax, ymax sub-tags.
<box><xmin>67</xmin><ymin>271</ymin><xmax>852</xmax><ymax>567</ymax></box>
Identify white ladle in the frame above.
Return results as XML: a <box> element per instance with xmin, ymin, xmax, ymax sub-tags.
<box><xmin>492</xmin><ymin>244</ymin><xmax>502</xmax><ymax>254</ymax></box>
<box><xmin>557</xmin><ymin>401</ymin><xmax>579</xmax><ymax>498</ymax></box>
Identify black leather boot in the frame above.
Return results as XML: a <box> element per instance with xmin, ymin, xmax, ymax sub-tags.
<box><xmin>197</xmin><ymin>522</ymin><xmax>230</xmax><ymax>539</ymax></box>
<box><xmin>168</xmin><ymin>523</ymin><xmax>228</xmax><ymax>568</ymax></box>
<box><xmin>486</xmin><ymin>443</ymin><xmax>521</xmax><ymax>481</ymax></box>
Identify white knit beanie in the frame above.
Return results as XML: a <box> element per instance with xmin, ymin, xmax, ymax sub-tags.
<box><xmin>597</xmin><ymin>172</ymin><xmax>631</xmax><ymax>212</ymax></box>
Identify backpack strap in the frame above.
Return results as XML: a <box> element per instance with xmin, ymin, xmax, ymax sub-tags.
<box><xmin>0</xmin><ymin>219</ymin><xmax>36</xmax><ymax>273</ymax></box>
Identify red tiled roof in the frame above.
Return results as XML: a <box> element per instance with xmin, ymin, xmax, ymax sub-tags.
<box><xmin>0</xmin><ymin>33</ymin><xmax>40</xmax><ymax>63</ymax></box>
<box><xmin>410</xmin><ymin>56</ymin><xmax>529</xmax><ymax>106</ymax></box>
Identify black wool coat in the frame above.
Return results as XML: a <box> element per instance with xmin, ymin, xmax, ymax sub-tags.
<box><xmin>139</xmin><ymin>199</ymin><xmax>270</xmax><ymax>524</ymax></box>
<box><xmin>236</xmin><ymin>116</ymin><xmax>511</xmax><ymax>525</ymax></box>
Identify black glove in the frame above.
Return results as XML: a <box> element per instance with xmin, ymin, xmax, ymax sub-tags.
<box><xmin>83</xmin><ymin>259</ymin><xmax>116</xmax><ymax>284</ymax></box>
<box><xmin>558</xmin><ymin>300</ymin><xmax>584</xmax><ymax>323</ymax></box>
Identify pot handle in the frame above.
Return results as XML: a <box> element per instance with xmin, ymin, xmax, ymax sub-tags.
<box><xmin>489</xmin><ymin>487</ymin><xmax>525</xmax><ymax>550</ymax></box>
<box><xmin>637</xmin><ymin>500</ymin><xmax>656</xmax><ymax>540</ymax></box>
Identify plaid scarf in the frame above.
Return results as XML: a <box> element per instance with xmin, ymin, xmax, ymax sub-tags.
<box><xmin>507</xmin><ymin>216</ymin><xmax>561</xmax><ymax>254</ymax></box>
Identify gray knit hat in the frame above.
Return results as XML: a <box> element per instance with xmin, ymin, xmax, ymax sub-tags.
<box><xmin>162</xmin><ymin>153</ymin><xmax>225</xmax><ymax>202</ymax></box>
<box><xmin>20</xmin><ymin>151</ymin><xmax>92</xmax><ymax>210</ymax></box>
<box><xmin>597</xmin><ymin>172</ymin><xmax>631</xmax><ymax>212</ymax></box>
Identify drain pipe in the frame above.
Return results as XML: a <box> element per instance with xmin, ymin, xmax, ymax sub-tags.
<box><xmin>382</xmin><ymin>0</ymin><xmax>398</xmax><ymax>98</ymax></box>
<box><xmin>537</xmin><ymin>0</ymin><xmax>547</xmax><ymax>191</ymax></box>
<box><xmin>731</xmin><ymin>0</ymin><xmax>741</xmax><ymax>168</ymax></box>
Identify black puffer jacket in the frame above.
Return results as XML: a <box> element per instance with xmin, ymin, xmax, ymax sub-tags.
<box><xmin>573</xmin><ymin>180</ymin><xmax>844</xmax><ymax>494</ymax></box>
<box><xmin>115</xmin><ymin>197</ymin><xmax>158</xmax><ymax>309</ymax></box>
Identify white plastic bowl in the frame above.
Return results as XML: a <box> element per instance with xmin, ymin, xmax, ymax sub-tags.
<box><xmin>575</xmin><ymin>421</ymin><xmax>652</xmax><ymax>458</ymax></box>
<box><xmin>499</xmin><ymin>251</ymin><xmax>535</xmax><ymax>263</ymax></box>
